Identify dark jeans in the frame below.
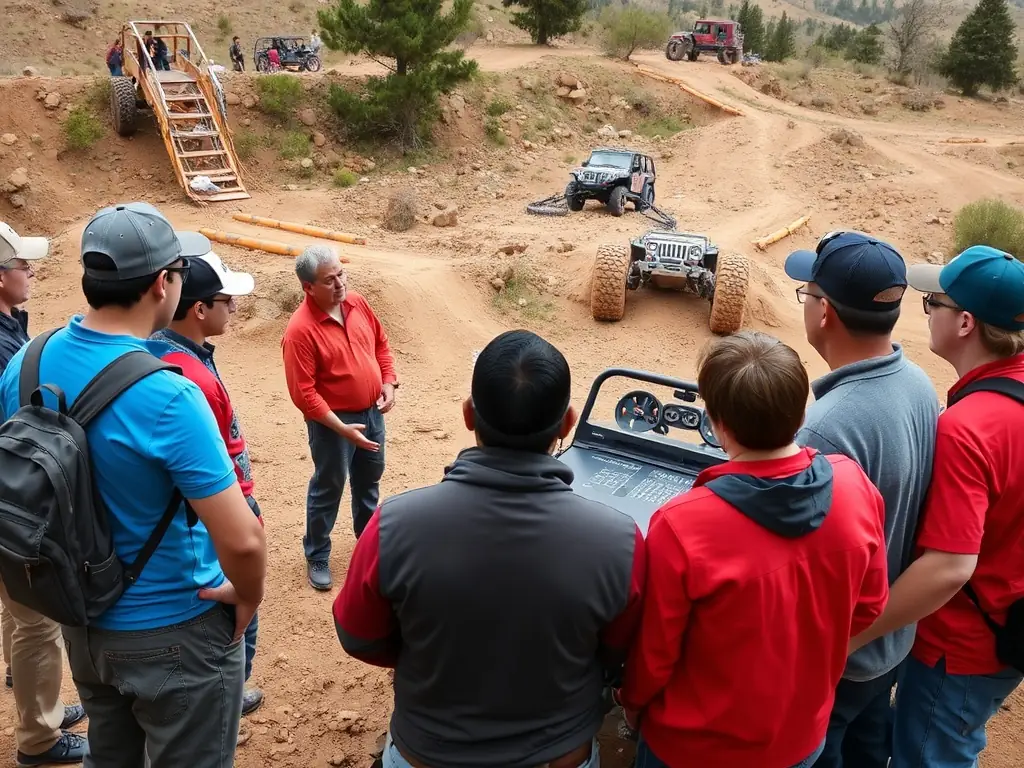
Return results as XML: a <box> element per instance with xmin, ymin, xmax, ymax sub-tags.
<box><xmin>636</xmin><ymin>736</ymin><xmax>825</xmax><ymax>767</ymax></box>
<box><xmin>304</xmin><ymin>406</ymin><xmax>386</xmax><ymax>560</ymax></box>
<box><xmin>813</xmin><ymin>667</ymin><xmax>898</xmax><ymax>768</ymax></box>
<box><xmin>62</xmin><ymin>604</ymin><xmax>244</xmax><ymax>768</ymax></box>
<box><xmin>892</xmin><ymin>656</ymin><xmax>1023</xmax><ymax>767</ymax></box>
<box><xmin>243</xmin><ymin>495</ymin><xmax>261</xmax><ymax>683</ymax></box>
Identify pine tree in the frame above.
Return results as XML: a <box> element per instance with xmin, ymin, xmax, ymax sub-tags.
<box><xmin>317</xmin><ymin>0</ymin><xmax>478</xmax><ymax>149</ymax></box>
<box><xmin>939</xmin><ymin>0</ymin><xmax>1018</xmax><ymax>96</ymax></box>
<box><xmin>764</xmin><ymin>11</ymin><xmax>795</xmax><ymax>61</ymax></box>
<box><xmin>846</xmin><ymin>23</ymin><xmax>884</xmax><ymax>64</ymax></box>
<box><xmin>735</xmin><ymin>0</ymin><xmax>765</xmax><ymax>54</ymax></box>
<box><xmin>501</xmin><ymin>0</ymin><xmax>589</xmax><ymax>44</ymax></box>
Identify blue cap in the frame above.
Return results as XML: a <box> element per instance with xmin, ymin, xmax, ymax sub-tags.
<box><xmin>785</xmin><ymin>231</ymin><xmax>908</xmax><ymax>312</ymax></box>
<box><xmin>907</xmin><ymin>245</ymin><xmax>1024</xmax><ymax>331</ymax></box>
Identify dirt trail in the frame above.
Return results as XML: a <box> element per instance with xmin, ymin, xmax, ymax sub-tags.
<box><xmin>1</xmin><ymin>41</ymin><xmax>1023</xmax><ymax>768</ymax></box>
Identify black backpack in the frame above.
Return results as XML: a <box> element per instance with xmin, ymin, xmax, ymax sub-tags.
<box><xmin>946</xmin><ymin>376</ymin><xmax>1024</xmax><ymax>674</ymax></box>
<box><xmin>0</xmin><ymin>328</ymin><xmax>184</xmax><ymax>627</ymax></box>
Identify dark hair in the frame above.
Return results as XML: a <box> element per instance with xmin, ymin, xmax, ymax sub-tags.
<box><xmin>172</xmin><ymin>295</ymin><xmax>215</xmax><ymax>322</ymax></box>
<box><xmin>816</xmin><ymin>284</ymin><xmax>900</xmax><ymax>336</ymax></box>
<box><xmin>697</xmin><ymin>331</ymin><xmax>808</xmax><ymax>451</ymax></box>
<box><xmin>81</xmin><ymin>253</ymin><xmax>172</xmax><ymax>310</ymax></box>
<box><xmin>471</xmin><ymin>329</ymin><xmax>571</xmax><ymax>453</ymax></box>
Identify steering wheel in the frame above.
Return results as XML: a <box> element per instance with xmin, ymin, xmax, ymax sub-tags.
<box><xmin>614</xmin><ymin>390</ymin><xmax>667</xmax><ymax>434</ymax></box>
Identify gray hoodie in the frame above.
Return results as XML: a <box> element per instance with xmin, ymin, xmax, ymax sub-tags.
<box><xmin>797</xmin><ymin>343</ymin><xmax>940</xmax><ymax>681</ymax></box>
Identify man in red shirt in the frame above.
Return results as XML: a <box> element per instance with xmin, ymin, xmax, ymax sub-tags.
<box><xmin>850</xmin><ymin>245</ymin><xmax>1024</xmax><ymax>767</ymax></box>
<box><xmin>281</xmin><ymin>244</ymin><xmax>399</xmax><ymax>591</ymax></box>
<box><xmin>151</xmin><ymin>247</ymin><xmax>267</xmax><ymax>724</ymax></box>
<box><xmin>619</xmin><ymin>331</ymin><xmax>889</xmax><ymax>768</ymax></box>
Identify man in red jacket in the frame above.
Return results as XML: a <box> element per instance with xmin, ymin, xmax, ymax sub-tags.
<box><xmin>151</xmin><ymin>247</ymin><xmax>266</xmax><ymax>727</ymax></box>
<box><xmin>619</xmin><ymin>330</ymin><xmax>889</xmax><ymax>768</ymax></box>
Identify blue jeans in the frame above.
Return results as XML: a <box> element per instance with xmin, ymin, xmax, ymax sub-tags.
<box><xmin>892</xmin><ymin>655</ymin><xmax>1022</xmax><ymax>767</ymax></box>
<box><xmin>636</xmin><ymin>735</ymin><xmax>825</xmax><ymax>767</ymax></box>
<box><xmin>381</xmin><ymin>732</ymin><xmax>600</xmax><ymax>768</ymax></box>
<box><xmin>243</xmin><ymin>496</ymin><xmax>262</xmax><ymax>682</ymax></box>
<box><xmin>304</xmin><ymin>406</ymin><xmax>386</xmax><ymax>560</ymax></box>
<box><xmin>813</xmin><ymin>667</ymin><xmax>898</xmax><ymax>767</ymax></box>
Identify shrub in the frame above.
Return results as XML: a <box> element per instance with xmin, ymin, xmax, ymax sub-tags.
<box><xmin>598</xmin><ymin>5</ymin><xmax>673</xmax><ymax>61</ymax></box>
<box><xmin>951</xmin><ymin>199</ymin><xmax>1024</xmax><ymax>259</ymax></box>
<box><xmin>217</xmin><ymin>15</ymin><xmax>232</xmax><ymax>36</ymax></box>
<box><xmin>234</xmin><ymin>129</ymin><xmax>266</xmax><ymax>160</ymax></box>
<box><xmin>279</xmin><ymin>131</ymin><xmax>310</xmax><ymax>159</ymax></box>
<box><xmin>333</xmin><ymin>168</ymin><xmax>359</xmax><ymax>187</ymax></box>
<box><xmin>382</xmin><ymin>189</ymin><xmax>417</xmax><ymax>231</ymax></box>
<box><xmin>256</xmin><ymin>75</ymin><xmax>304</xmax><ymax>120</ymax></box>
<box><xmin>486</xmin><ymin>96</ymin><xmax>513</xmax><ymax>116</ymax></box>
<box><xmin>484</xmin><ymin>116</ymin><xmax>506</xmax><ymax>145</ymax></box>
<box><xmin>62</xmin><ymin>106</ymin><xmax>104</xmax><ymax>150</ymax></box>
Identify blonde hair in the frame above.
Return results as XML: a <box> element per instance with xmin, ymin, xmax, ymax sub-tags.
<box><xmin>978</xmin><ymin>321</ymin><xmax>1024</xmax><ymax>357</ymax></box>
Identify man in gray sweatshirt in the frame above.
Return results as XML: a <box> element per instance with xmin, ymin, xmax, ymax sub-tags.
<box><xmin>785</xmin><ymin>231</ymin><xmax>940</xmax><ymax>768</ymax></box>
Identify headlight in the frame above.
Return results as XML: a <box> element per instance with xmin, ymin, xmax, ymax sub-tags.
<box><xmin>646</xmin><ymin>241</ymin><xmax>658</xmax><ymax>251</ymax></box>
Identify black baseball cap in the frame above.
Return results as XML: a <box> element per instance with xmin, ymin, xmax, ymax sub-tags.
<box><xmin>785</xmin><ymin>231</ymin><xmax>908</xmax><ymax>312</ymax></box>
<box><xmin>80</xmin><ymin>202</ymin><xmax>211</xmax><ymax>281</ymax></box>
<box><xmin>179</xmin><ymin>252</ymin><xmax>255</xmax><ymax>305</ymax></box>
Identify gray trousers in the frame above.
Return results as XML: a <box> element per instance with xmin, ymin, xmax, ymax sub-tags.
<box><xmin>62</xmin><ymin>604</ymin><xmax>244</xmax><ymax>768</ymax></box>
<box><xmin>304</xmin><ymin>405</ymin><xmax>386</xmax><ymax>557</ymax></box>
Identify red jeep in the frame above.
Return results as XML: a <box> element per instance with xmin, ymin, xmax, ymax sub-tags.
<box><xmin>665</xmin><ymin>19</ymin><xmax>744</xmax><ymax>65</ymax></box>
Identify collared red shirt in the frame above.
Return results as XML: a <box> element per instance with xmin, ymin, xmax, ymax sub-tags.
<box><xmin>281</xmin><ymin>291</ymin><xmax>397</xmax><ymax>419</ymax></box>
<box><xmin>911</xmin><ymin>354</ymin><xmax>1024</xmax><ymax>675</ymax></box>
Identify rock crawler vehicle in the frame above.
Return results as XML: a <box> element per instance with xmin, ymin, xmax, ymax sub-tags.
<box><xmin>591</xmin><ymin>229</ymin><xmax>749</xmax><ymax>335</ymax></box>
<box><xmin>254</xmin><ymin>35</ymin><xmax>322</xmax><ymax>72</ymax></box>
<box><xmin>666</xmin><ymin>19</ymin><xmax>744</xmax><ymax>65</ymax></box>
<box><xmin>526</xmin><ymin>147</ymin><xmax>677</xmax><ymax>229</ymax></box>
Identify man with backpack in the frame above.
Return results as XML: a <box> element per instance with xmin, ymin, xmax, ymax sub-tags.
<box><xmin>0</xmin><ymin>202</ymin><xmax>267</xmax><ymax>768</ymax></box>
<box><xmin>849</xmin><ymin>245</ymin><xmax>1024</xmax><ymax>767</ymax></box>
<box><xmin>0</xmin><ymin>222</ymin><xmax>89</xmax><ymax>765</ymax></box>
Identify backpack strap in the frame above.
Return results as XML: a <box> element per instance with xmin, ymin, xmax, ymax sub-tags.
<box><xmin>122</xmin><ymin>487</ymin><xmax>185</xmax><ymax>586</ymax></box>
<box><xmin>962</xmin><ymin>582</ymin><xmax>1006</xmax><ymax>635</ymax></box>
<box><xmin>68</xmin><ymin>351</ymin><xmax>182</xmax><ymax>428</ymax></box>
<box><xmin>18</xmin><ymin>327</ymin><xmax>61</xmax><ymax>409</ymax></box>
<box><xmin>947</xmin><ymin>377</ymin><xmax>1024</xmax><ymax>409</ymax></box>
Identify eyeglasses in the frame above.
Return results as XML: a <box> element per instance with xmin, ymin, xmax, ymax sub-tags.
<box><xmin>164</xmin><ymin>258</ymin><xmax>191</xmax><ymax>280</ymax></box>
<box><xmin>209</xmin><ymin>296</ymin><xmax>236</xmax><ymax>307</ymax></box>
<box><xmin>0</xmin><ymin>264</ymin><xmax>34</xmax><ymax>273</ymax></box>
<box><xmin>795</xmin><ymin>285</ymin><xmax>826</xmax><ymax>304</ymax></box>
<box><xmin>922</xmin><ymin>294</ymin><xmax>961</xmax><ymax>315</ymax></box>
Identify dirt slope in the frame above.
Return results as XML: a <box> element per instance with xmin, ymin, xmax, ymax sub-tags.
<box><xmin>0</xmin><ymin>41</ymin><xmax>1023</xmax><ymax>768</ymax></box>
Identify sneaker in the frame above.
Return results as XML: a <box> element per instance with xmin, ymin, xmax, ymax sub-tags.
<box><xmin>307</xmin><ymin>560</ymin><xmax>332</xmax><ymax>591</ymax></box>
<box><xmin>4</xmin><ymin>665</ymin><xmax>10</xmax><ymax>688</ymax></box>
<box><xmin>241</xmin><ymin>686</ymin><xmax>264</xmax><ymax>716</ymax></box>
<box><xmin>60</xmin><ymin>704</ymin><xmax>87</xmax><ymax>730</ymax></box>
<box><xmin>16</xmin><ymin>732</ymin><xmax>89</xmax><ymax>766</ymax></box>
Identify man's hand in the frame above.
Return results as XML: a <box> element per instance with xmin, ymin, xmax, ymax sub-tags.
<box><xmin>377</xmin><ymin>383</ymin><xmax>397</xmax><ymax>414</ymax></box>
<box><xmin>198</xmin><ymin>580</ymin><xmax>260</xmax><ymax>644</ymax></box>
<box><xmin>339</xmin><ymin>422</ymin><xmax>380</xmax><ymax>452</ymax></box>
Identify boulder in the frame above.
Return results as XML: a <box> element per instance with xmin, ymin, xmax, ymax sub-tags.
<box><xmin>298</xmin><ymin>108</ymin><xmax>316</xmax><ymax>126</ymax></box>
<box><xmin>44</xmin><ymin>92</ymin><xmax>61</xmax><ymax>109</ymax></box>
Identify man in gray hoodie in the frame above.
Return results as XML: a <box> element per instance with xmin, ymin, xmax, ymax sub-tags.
<box><xmin>785</xmin><ymin>231</ymin><xmax>940</xmax><ymax>768</ymax></box>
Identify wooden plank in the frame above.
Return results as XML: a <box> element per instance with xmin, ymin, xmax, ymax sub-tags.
<box><xmin>178</xmin><ymin>149</ymin><xmax>227</xmax><ymax>158</ymax></box>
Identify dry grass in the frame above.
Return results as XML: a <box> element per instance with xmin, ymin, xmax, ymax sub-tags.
<box><xmin>382</xmin><ymin>189</ymin><xmax>418</xmax><ymax>232</ymax></box>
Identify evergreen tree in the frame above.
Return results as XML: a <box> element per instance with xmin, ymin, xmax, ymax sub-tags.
<box><xmin>317</xmin><ymin>0</ymin><xmax>478</xmax><ymax>149</ymax></box>
<box><xmin>501</xmin><ymin>0</ymin><xmax>588</xmax><ymax>44</ymax></box>
<box><xmin>764</xmin><ymin>11</ymin><xmax>795</xmax><ymax>60</ymax></box>
<box><xmin>939</xmin><ymin>0</ymin><xmax>1018</xmax><ymax>95</ymax></box>
<box><xmin>735</xmin><ymin>0</ymin><xmax>765</xmax><ymax>54</ymax></box>
<box><xmin>846</xmin><ymin>22</ymin><xmax>884</xmax><ymax>63</ymax></box>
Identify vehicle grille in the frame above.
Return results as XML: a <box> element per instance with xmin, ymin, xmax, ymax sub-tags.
<box><xmin>582</xmin><ymin>171</ymin><xmax>599</xmax><ymax>182</ymax></box>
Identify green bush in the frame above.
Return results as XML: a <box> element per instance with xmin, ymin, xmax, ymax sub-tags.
<box><xmin>951</xmin><ymin>199</ymin><xmax>1024</xmax><ymax>259</ymax></box>
<box><xmin>598</xmin><ymin>5</ymin><xmax>673</xmax><ymax>61</ymax></box>
<box><xmin>279</xmin><ymin>131</ymin><xmax>311</xmax><ymax>159</ymax></box>
<box><xmin>486</xmin><ymin>96</ymin><xmax>513</xmax><ymax>116</ymax></box>
<box><xmin>62</xmin><ymin>107</ymin><xmax>104</xmax><ymax>150</ymax></box>
<box><xmin>333</xmin><ymin>168</ymin><xmax>359</xmax><ymax>187</ymax></box>
<box><xmin>484</xmin><ymin>116</ymin><xmax>506</xmax><ymax>145</ymax></box>
<box><xmin>234</xmin><ymin>129</ymin><xmax>266</xmax><ymax>160</ymax></box>
<box><xmin>256</xmin><ymin>75</ymin><xmax>304</xmax><ymax>120</ymax></box>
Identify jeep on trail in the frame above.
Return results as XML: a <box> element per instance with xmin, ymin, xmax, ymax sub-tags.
<box><xmin>666</xmin><ymin>19</ymin><xmax>744</xmax><ymax>65</ymax></box>
<box><xmin>565</xmin><ymin>147</ymin><xmax>657</xmax><ymax>217</ymax></box>
<box><xmin>590</xmin><ymin>229</ymin><xmax>750</xmax><ymax>335</ymax></box>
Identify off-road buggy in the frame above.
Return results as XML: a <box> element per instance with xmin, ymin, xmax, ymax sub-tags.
<box><xmin>254</xmin><ymin>36</ymin><xmax>321</xmax><ymax>72</ymax></box>
<box><xmin>666</xmin><ymin>19</ymin><xmax>744</xmax><ymax>65</ymax></box>
<box><xmin>590</xmin><ymin>229</ymin><xmax>749</xmax><ymax>335</ymax></box>
<box><xmin>527</xmin><ymin>148</ymin><xmax>677</xmax><ymax>229</ymax></box>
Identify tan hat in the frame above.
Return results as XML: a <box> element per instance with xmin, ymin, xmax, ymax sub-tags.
<box><xmin>0</xmin><ymin>222</ymin><xmax>48</xmax><ymax>267</ymax></box>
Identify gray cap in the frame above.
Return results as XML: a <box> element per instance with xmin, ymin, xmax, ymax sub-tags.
<box><xmin>80</xmin><ymin>202</ymin><xmax>211</xmax><ymax>281</ymax></box>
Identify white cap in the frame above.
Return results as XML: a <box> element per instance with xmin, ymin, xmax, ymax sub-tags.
<box><xmin>0</xmin><ymin>222</ymin><xmax>48</xmax><ymax>267</ymax></box>
<box><xmin>193</xmin><ymin>250</ymin><xmax>255</xmax><ymax>297</ymax></box>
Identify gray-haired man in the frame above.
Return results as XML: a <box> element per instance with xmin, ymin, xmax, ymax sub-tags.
<box><xmin>281</xmin><ymin>245</ymin><xmax>399</xmax><ymax>591</ymax></box>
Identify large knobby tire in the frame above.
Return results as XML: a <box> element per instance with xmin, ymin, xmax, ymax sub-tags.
<box><xmin>591</xmin><ymin>244</ymin><xmax>630</xmax><ymax>322</ymax></box>
<box><xmin>686</xmin><ymin>41</ymin><xmax>699</xmax><ymax>61</ymax></box>
<box><xmin>607</xmin><ymin>185</ymin><xmax>627</xmax><ymax>217</ymax></box>
<box><xmin>708</xmin><ymin>252</ymin><xmax>750</xmax><ymax>335</ymax></box>
<box><xmin>566</xmin><ymin>181</ymin><xmax>584</xmax><ymax>211</ymax></box>
<box><xmin>303</xmin><ymin>55</ymin><xmax>322</xmax><ymax>72</ymax></box>
<box><xmin>725</xmin><ymin>47</ymin><xmax>741</xmax><ymax>65</ymax></box>
<box><xmin>110</xmin><ymin>76</ymin><xmax>138</xmax><ymax>137</ymax></box>
<box><xmin>665</xmin><ymin>40</ymin><xmax>684</xmax><ymax>61</ymax></box>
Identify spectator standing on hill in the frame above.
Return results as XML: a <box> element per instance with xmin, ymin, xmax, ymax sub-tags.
<box><xmin>619</xmin><ymin>331</ymin><xmax>890</xmax><ymax>768</ymax></box>
<box><xmin>333</xmin><ymin>329</ymin><xmax>645</xmax><ymax>768</ymax></box>
<box><xmin>150</xmin><ymin>250</ymin><xmax>266</xmax><ymax>726</ymax></box>
<box><xmin>229</xmin><ymin>36</ymin><xmax>244</xmax><ymax>71</ymax></box>
<box><xmin>0</xmin><ymin>203</ymin><xmax>267</xmax><ymax>768</ymax></box>
<box><xmin>105</xmin><ymin>40</ymin><xmax>123</xmax><ymax>76</ymax></box>
<box><xmin>282</xmin><ymin>245</ymin><xmax>398</xmax><ymax>591</ymax></box>
<box><xmin>850</xmin><ymin>245</ymin><xmax>1024</xmax><ymax>768</ymax></box>
<box><xmin>0</xmin><ymin>222</ymin><xmax>89</xmax><ymax>766</ymax></box>
<box><xmin>783</xmin><ymin>230</ymin><xmax>940</xmax><ymax>768</ymax></box>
